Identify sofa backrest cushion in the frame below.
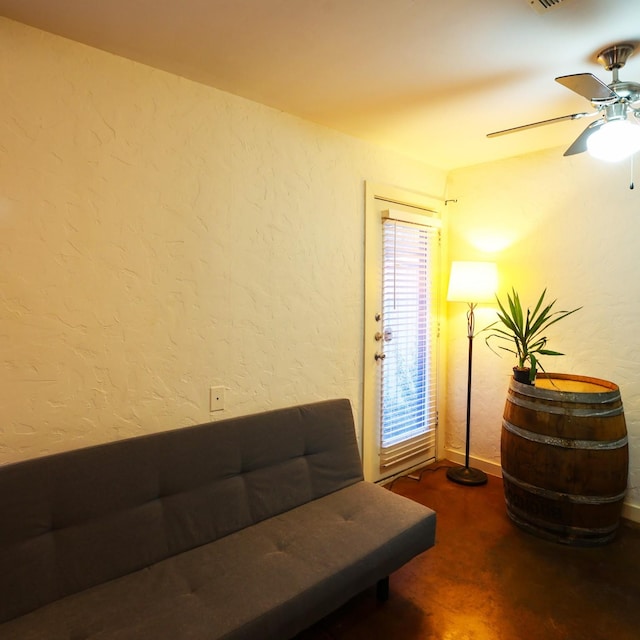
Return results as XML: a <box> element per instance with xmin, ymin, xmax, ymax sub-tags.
<box><xmin>0</xmin><ymin>398</ymin><xmax>362</xmax><ymax>623</ymax></box>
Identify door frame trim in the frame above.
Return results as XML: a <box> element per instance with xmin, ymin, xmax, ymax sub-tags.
<box><xmin>362</xmin><ymin>181</ymin><xmax>448</xmax><ymax>482</ymax></box>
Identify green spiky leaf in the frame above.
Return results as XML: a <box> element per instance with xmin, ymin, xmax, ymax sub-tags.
<box><xmin>480</xmin><ymin>287</ymin><xmax>581</xmax><ymax>379</ymax></box>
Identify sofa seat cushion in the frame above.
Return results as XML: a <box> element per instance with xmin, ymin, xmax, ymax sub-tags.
<box><xmin>1</xmin><ymin>482</ymin><xmax>436</xmax><ymax>640</ymax></box>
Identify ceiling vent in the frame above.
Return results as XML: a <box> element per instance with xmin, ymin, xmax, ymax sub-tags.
<box><xmin>529</xmin><ymin>0</ymin><xmax>566</xmax><ymax>13</ymax></box>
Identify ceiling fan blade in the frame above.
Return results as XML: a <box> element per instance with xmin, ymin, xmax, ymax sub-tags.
<box><xmin>486</xmin><ymin>112</ymin><xmax>594</xmax><ymax>138</ymax></box>
<box><xmin>555</xmin><ymin>73</ymin><xmax>617</xmax><ymax>101</ymax></box>
<box><xmin>563</xmin><ymin>119</ymin><xmax>604</xmax><ymax>156</ymax></box>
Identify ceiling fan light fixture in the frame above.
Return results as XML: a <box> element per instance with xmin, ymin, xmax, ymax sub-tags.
<box><xmin>586</xmin><ymin>117</ymin><xmax>640</xmax><ymax>162</ymax></box>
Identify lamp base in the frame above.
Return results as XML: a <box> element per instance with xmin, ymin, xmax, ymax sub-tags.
<box><xmin>446</xmin><ymin>465</ymin><xmax>488</xmax><ymax>486</ymax></box>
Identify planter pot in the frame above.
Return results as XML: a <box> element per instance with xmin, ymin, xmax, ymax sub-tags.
<box><xmin>501</xmin><ymin>373</ymin><xmax>628</xmax><ymax>546</ymax></box>
<box><xmin>512</xmin><ymin>367</ymin><xmax>532</xmax><ymax>384</ymax></box>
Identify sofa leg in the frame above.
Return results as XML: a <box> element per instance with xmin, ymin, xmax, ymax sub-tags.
<box><xmin>376</xmin><ymin>576</ymin><xmax>389</xmax><ymax>602</ymax></box>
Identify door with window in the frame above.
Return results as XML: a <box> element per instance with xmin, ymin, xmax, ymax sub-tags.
<box><xmin>363</xmin><ymin>183</ymin><xmax>442</xmax><ymax>482</ymax></box>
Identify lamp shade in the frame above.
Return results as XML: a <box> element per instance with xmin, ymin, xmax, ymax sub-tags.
<box><xmin>447</xmin><ymin>261</ymin><xmax>498</xmax><ymax>303</ymax></box>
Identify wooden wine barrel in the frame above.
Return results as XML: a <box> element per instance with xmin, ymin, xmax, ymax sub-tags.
<box><xmin>501</xmin><ymin>373</ymin><xmax>628</xmax><ymax>546</ymax></box>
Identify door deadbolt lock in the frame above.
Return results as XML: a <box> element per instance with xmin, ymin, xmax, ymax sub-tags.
<box><xmin>375</xmin><ymin>352</ymin><xmax>386</xmax><ymax>361</ymax></box>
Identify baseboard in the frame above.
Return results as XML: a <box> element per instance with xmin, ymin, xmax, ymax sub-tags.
<box><xmin>443</xmin><ymin>450</ymin><xmax>502</xmax><ymax>478</ymax></box>
<box><xmin>443</xmin><ymin>449</ymin><xmax>640</xmax><ymax>525</ymax></box>
<box><xmin>622</xmin><ymin>502</ymin><xmax>640</xmax><ymax>525</ymax></box>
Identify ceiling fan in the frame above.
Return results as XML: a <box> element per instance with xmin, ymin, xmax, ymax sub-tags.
<box><xmin>487</xmin><ymin>43</ymin><xmax>640</xmax><ymax>161</ymax></box>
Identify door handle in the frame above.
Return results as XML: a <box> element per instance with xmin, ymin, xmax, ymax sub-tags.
<box><xmin>375</xmin><ymin>352</ymin><xmax>386</xmax><ymax>361</ymax></box>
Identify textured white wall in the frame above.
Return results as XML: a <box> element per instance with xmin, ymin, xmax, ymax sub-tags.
<box><xmin>446</xmin><ymin>148</ymin><xmax>640</xmax><ymax>514</ymax></box>
<box><xmin>0</xmin><ymin>18</ymin><xmax>446</xmax><ymax>464</ymax></box>
<box><xmin>9</xmin><ymin>16</ymin><xmax>636</xmax><ymax>516</ymax></box>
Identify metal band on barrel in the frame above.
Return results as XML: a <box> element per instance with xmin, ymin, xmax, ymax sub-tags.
<box><xmin>501</xmin><ymin>468</ymin><xmax>627</xmax><ymax>504</ymax></box>
<box><xmin>506</xmin><ymin>392</ymin><xmax>624</xmax><ymax>417</ymax></box>
<box><xmin>502</xmin><ymin>419</ymin><xmax>628</xmax><ymax>451</ymax></box>
<box><xmin>510</xmin><ymin>381</ymin><xmax>621</xmax><ymax>405</ymax></box>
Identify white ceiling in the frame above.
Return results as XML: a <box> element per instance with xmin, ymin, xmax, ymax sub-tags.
<box><xmin>0</xmin><ymin>0</ymin><xmax>639</xmax><ymax>170</ymax></box>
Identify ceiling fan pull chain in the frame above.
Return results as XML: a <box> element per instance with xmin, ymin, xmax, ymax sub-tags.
<box><xmin>630</xmin><ymin>154</ymin><xmax>635</xmax><ymax>190</ymax></box>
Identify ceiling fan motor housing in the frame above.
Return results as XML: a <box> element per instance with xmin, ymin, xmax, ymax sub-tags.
<box><xmin>603</xmin><ymin>102</ymin><xmax>629</xmax><ymax>123</ymax></box>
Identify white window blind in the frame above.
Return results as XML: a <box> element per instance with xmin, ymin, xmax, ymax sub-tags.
<box><xmin>379</xmin><ymin>214</ymin><xmax>440</xmax><ymax>470</ymax></box>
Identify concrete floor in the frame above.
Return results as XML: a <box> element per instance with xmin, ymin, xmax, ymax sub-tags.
<box><xmin>298</xmin><ymin>463</ymin><xmax>640</xmax><ymax>640</ymax></box>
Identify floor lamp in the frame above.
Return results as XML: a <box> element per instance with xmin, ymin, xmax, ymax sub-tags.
<box><xmin>446</xmin><ymin>261</ymin><xmax>498</xmax><ymax>486</ymax></box>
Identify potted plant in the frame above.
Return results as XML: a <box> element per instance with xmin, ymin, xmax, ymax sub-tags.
<box><xmin>482</xmin><ymin>288</ymin><xmax>581</xmax><ymax>384</ymax></box>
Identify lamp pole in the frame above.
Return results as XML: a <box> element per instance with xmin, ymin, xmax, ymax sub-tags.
<box><xmin>446</xmin><ymin>302</ymin><xmax>488</xmax><ymax>486</ymax></box>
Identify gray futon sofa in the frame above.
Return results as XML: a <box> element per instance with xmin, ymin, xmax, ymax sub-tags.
<box><xmin>0</xmin><ymin>398</ymin><xmax>437</xmax><ymax>639</ymax></box>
